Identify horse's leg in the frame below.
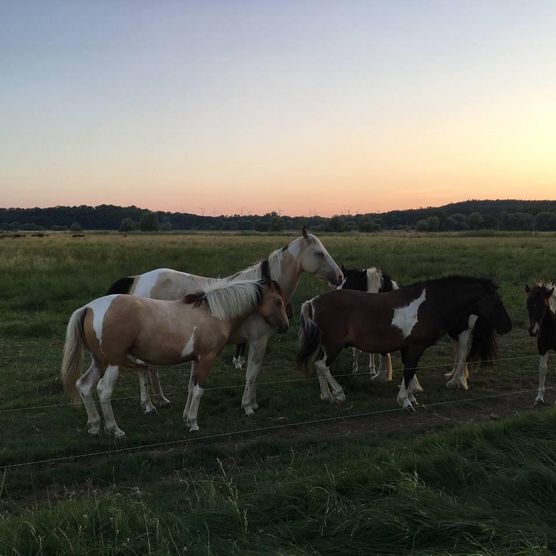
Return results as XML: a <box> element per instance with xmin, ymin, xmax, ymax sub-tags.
<box><xmin>182</xmin><ymin>363</ymin><xmax>195</xmax><ymax>422</ymax></box>
<box><xmin>76</xmin><ymin>356</ymin><xmax>102</xmax><ymax>435</ymax></box>
<box><xmin>138</xmin><ymin>370</ymin><xmax>157</xmax><ymax>415</ymax></box>
<box><xmin>96</xmin><ymin>364</ymin><xmax>125</xmax><ymax>438</ymax></box>
<box><xmin>315</xmin><ymin>348</ymin><xmax>344</xmax><ymax>403</ymax></box>
<box><xmin>149</xmin><ymin>366</ymin><xmax>171</xmax><ymax>407</ymax></box>
<box><xmin>352</xmin><ymin>348</ymin><xmax>359</xmax><ymax>374</ymax></box>
<box><xmin>446</xmin><ymin>330</ymin><xmax>471</xmax><ymax>390</ymax></box>
<box><xmin>372</xmin><ymin>353</ymin><xmax>394</xmax><ymax>382</ymax></box>
<box><xmin>241</xmin><ymin>336</ymin><xmax>269</xmax><ymax>416</ymax></box>
<box><xmin>232</xmin><ymin>343</ymin><xmax>246</xmax><ymax>370</ymax></box>
<box><xmin>534</xmin><ymin>353</ymin><xmax>548</xmax><ymax>406</ymax></box>
<box><xmin>445</xmin><ymin>339</ymin><xmax>459</xmax><ymax>378</ymax></box>
<box><xmin>397</xmin><ymin>347</ymin><xmax>424</xmax><ymax>411</ymax></box>
<box><xmin>368</xmin><ymin>353</ymin><xmax>376</xmax><ymax>377</ymax></box>
<box><xmin>185</xmin><ymin>355</ymin><xmax>215</xmax><ymax>432</ymax></box>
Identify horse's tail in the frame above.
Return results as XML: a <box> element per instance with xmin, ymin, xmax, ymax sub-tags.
<box><xmin>468</xmin><ymin>317</ymin><xmax>498</xmax><ymax>367</ymax></box>
<box><xmin>61</xmin><ymin>307</ymin><xmax>87</xmax><ymax>404</ymax></box>
<box><xmin>105</xmin><ymin>276</ymin><xmax>134</xmax><ymax>295</ymax></box>
<box><xmin>296</xmin><ymin>298</ymin><xmax>322</xmax><ymax>372</ymax></box>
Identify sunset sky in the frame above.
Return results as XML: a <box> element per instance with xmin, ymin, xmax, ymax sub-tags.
<box><xmin>1</xmin><ymin>1</ymin><xmax>555</xmax><ymax>216</ymax></box>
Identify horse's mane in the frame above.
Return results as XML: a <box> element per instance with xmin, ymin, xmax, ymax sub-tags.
<box><xmin>403</xmin><ymin>275</ymin><xmax>498</xmax><ymax>292</ymax></box>
<box><xmin>184</xmin><ymin>280</ymin><xmax>282</xmax><ymax>321</ymax></box>
<box><xmin>535</xmin><ymin>280</ymin><xmax>556</xmax><ymax>312</ymax></box>
<box><xmin>224</xmin><ymin>244</ymin><xmax>288</xmax><ymax>284</ymax></box>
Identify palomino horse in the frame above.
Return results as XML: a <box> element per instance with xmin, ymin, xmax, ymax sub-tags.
<box><xmin>61</xmin><ymin>280</ymin><xmax>289</xmax><ymax>436</ymax></box>
<box><xmin>106</xmin><ymin>227</ymin><xmax>343</xmax><ymax>415</ymax></box>
<box><xmin>297</xmin><ymin>276</ymin><xmax>512</xmax><ymax>409</ymax></box>
<box><xmin>525</xmin><ymin>282</ymin><xmax>556</xmax><ymax>405</ymax></box>
<box><xmin>341</xmin><ymin>266</ymin><xmax>498</xmax><ymax>391</ymax></box>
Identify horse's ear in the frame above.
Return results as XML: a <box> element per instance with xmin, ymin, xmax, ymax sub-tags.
<box><xmin>302</xmin><ymin>225</ymin><xmax>308</xmax><ymax>239</ymax></box>
<box><xmin>341</xmin><ymin>264</ymin><xmax>346</xmax><ymax>273</ymax></box>
<box><xmin>260</xmin><ymin>259</ymin><xmax>271</xmax><ymax>281</ymax></box>
<box><xmin>525</xmin><ymin>284</ymin><xmax>531</xmax><ymax>294</ymax></box>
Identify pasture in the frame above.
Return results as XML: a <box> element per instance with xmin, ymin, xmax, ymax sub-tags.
<box><xmin>1</xmin><ymin>231</ymin><xmax>556</xmax><ymax>555</ymax></box>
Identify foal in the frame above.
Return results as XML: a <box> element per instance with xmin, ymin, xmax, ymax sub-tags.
<box><xmin>525</xmin><ymin>282</ymin><xmax>556</xmax><ymax>405</ymax></box>
<box><xmin>298</xmin><ymin>276</ymin><xmax>512</xmax><ymax>409</ymax></box>
<box><xmin>61</xmin><ymin>280</ymin><xmax>288</xmax><ymax>436</ymax></box>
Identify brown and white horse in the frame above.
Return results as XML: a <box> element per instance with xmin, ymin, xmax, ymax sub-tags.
<box><xmin>525</xmin><ymin>281</ymin><xmax>556</xmax><ymax>405</ymax></box>
<box><xmin>105</xmin><ymin>227</ymin><xmax>343</xmax><ymax>415</ymax></box>
<box><xmin>297</xmin><ymin>276</ymin><xmax>512</xmax><ymax>409</ymax></box>
<box><xmin>61</xmin><ymin>280</ymin><xmax>289</xmax><ymax>436</ymax></box>
<box><xmin>341</xmin><ymin>266</ymin><xmax>498</xmax><ymax>391</ymax></box>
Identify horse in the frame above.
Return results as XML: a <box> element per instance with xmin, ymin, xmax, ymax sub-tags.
<box><xmin>61</xmin><ymin>280</ymin><xmax>289</xmax><ymax>436</ymax></box>
<box><xmin>105</xmin><ymin>227</ymin><xmax>343</xmax><ymax>416</ymax></box>
<box><xmin>340</xmin><ymin>265</ymin><xmax>399</xmax><ymax>380</ymax></box>
<box><xmin>341</xmin><ymin>265</ymin><xmax>497</xmax><ymax>392</ymax></box>
<box><xmin>525</xmin><ymin>282</ymin><xmax>556</xmax><ymax>405</ymax></box>
<box><xmin>297</xmin><ymin>276</ymin><xmax>512</xmax><ymax>409</ymax></box>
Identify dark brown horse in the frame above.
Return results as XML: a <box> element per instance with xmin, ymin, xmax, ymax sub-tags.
<box><xmin>525</xmin><ymin>281</ymin><xmax>556</xmax><ymax>405</ymax></box>
<box><xmin>297</xmin><ymin>276</ymin><xmax>512</xmax><ymax>409</ymax></box>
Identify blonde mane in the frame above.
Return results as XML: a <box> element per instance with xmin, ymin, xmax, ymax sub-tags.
<box><xmin>197</xmin><ymin>280</ymin><xmax>264</xmax><ymax>321</ymax></box>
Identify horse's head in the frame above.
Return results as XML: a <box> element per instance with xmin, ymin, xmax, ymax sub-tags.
<box><xmin>339</xmin><ymin>265</ymin><xmax>366</xmax><ymax>291</ymax></box>
<box><xmin>475</xmin><ymin>285</ymin><xmax>512</xmax><ymax>335</ymax></box>
<box><xmin>258</xmin><ymin>280</ymin><xmax>289</xmax><ymax>334</ymax></box>
<box><xmin>297</xmin><ymin>226</ymin><xmax>343</xmax><ymax>287</ymax></box>
<box><xmin>525</xmin><ymin>283</ymin><xmax>554</xmax><ymax>337</ymax></box>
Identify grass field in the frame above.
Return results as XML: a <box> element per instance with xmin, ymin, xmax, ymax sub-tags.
<box><xmin>1</xmin><ymin>231</ymin><xmax>556</xmax><ymax>555</ymax></box>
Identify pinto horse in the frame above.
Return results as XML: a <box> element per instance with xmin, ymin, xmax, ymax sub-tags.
<box><xmin>297</xmin><ymin>276</ymin><xmax>512</xmax><ymax>409</ymax></box>
<box><xmin>61</xmin><ymin>280</ymin><xmax>289</xmax><ymax>436</ymax></box>
<box><xmin>106</xmin><ymin>227</ymin><xmax>343</xmax><ymax>416</ymax></box>
<box><xmin>342</xmin><ymin>266</ymin><xmax>498</xmax><ymax>391</ymax></box>
<box><xmin>525</xmin><ymin>282</ymin><xmax>556</xmax><ymax>405</ymax></box>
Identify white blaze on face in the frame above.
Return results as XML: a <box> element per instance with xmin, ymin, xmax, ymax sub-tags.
<box><xmin>392</xmin><ymin>289</ymin><xmax>427</xmax><ymax>339</ymax></box>
<box><xmin>181</xmin><ymin>326</ymin><xmax>196</xmax><ymax>358</ymax></box>
<box><xmin>86</xmin><ymin>294</ymin><xmax>119</xmax><ymax>347</ymax></box>
<box><xmin>468</xmin><ymin>314</ymin><xmax>478</xmax><ymax>329</ymax></box>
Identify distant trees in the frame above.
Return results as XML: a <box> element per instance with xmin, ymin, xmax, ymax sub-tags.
<box><xmin>2</xmin><ymin>201</ymin><xmax>556</xmax><ymax>232</ymax></box>
<box><xmin>535</xmin><ymin>212</ymin><xmax>556</xmax><ymax>231</ymax></box>
<box><xmin>140</xmin><ymin>212</ymin><xmax>159</xmax><ymax>232</ymax></box>
<box><xmin>69</xmin><ymin>221</ymin><xmax>82</xmax><ymax>232</ymax></box>
<box><xmin>119</xmin><ymin>218</ymin><xmax>139</xmax><ymax>232</ymax></box>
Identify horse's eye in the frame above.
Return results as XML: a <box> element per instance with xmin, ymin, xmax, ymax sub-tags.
<box><xmin>315</xmin><ymin>251</ymin><xmax>325</xmax><ymax>257</ymax></box>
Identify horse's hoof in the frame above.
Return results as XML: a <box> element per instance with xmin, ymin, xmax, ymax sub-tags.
<box><xmin>188</xmin><ymin>422</ymin><xmax>199</xmax><ymax>432</ymax></box>
<box><xmin>144</xmin><ymin>407</ymin><xmax>157</xmax><ymax>416</ymax></box>
<box><xmin>88</xmin><ymin>425</ymin><xmax>100</xmax><ymax>436</ymax></box>
<box><xmin>534</xmin><ymin>398</ymin><xmax>545</xmax><ymax>407</ymax></box>
<box><xmin>243</xmin><ymin>406</ymin><xmax>256</xmax><ymax>416</ymax></box>
<box><xmin>333</xmin><ymin>391</ymin><xmax>346</xmax><ymax>403</ymax></box>
<box><xmin>106</xmin><ymin>427</ymin><xmax>126</xmax><ymax>438</ymax></box>
<box><xmin>402</xmin><ymin>400</ymin><xmax>415</xmax><ymax>412</ymax></box>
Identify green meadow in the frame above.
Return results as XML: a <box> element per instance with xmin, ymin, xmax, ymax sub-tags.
<box><xmin>1</xmin><ymin>231</ymin><xmax>556</xmax><ymax>555</ymax></box>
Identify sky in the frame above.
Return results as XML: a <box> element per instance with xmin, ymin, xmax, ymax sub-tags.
<box><xmin>1</xmin><ymin>1</ymin><xmax>555</xmax><ymax>216</ymax></box>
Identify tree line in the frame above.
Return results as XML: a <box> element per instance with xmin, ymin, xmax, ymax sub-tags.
<box><xmin>1</xmin><ymin>200</ymin><xmax>556</xmax><ymax>232</ymax></box>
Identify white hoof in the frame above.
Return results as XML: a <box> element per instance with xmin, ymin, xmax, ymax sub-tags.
<box><xmin>188</xmin><ymin>421</ymin><xmax>199</xmax><ymax>432</ymax></box>
<box><xmin>320</xmin><ymin>393</ymin><xmax>332</xmax><ymax>402</ymax></box>
<box><xmin>144</xmin><ymin>405</ymin><xmax>157</xmax><ymax>416</ymax></box>
<box><xmin>243</xmin><ymin>405</ymin><xmax>256</xmax><ymax>416</ymax></box>
<box><xmin>535</xmin><ymin>397</ymin><xmax>546</xmax><ymax>406</ymax></box>
<box><xmin>106</xmin><ymin>426</ymin><xmax>126</xmax><ymax>438</ymax></box>
<box><xmin>232</xmin><ymin>357</ymin><xmax>243</xmax><ymax>370</ymax></box>
<box><xmin>88</xmin><ymin>423</ymin><xmax>100</xmax><ymax>435</ymax></box>
<box><xmin>154</xmin><ymin>396</ymin><xmax>171</xmax><ymax>407</ymax></box>
<box><xmin>446</xmin><ymin>378</ymin><xmax>468</xmax><ymax>391</ymax></box>
<box><xmin>402</xmin><ymin>399</ymin><xmax>415</xmax><ymax>412</ymax></box>
<box><xmin>332</xmin><ymin>390</ymin><xmax>346</xmax><ymax>403</ymax></box>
